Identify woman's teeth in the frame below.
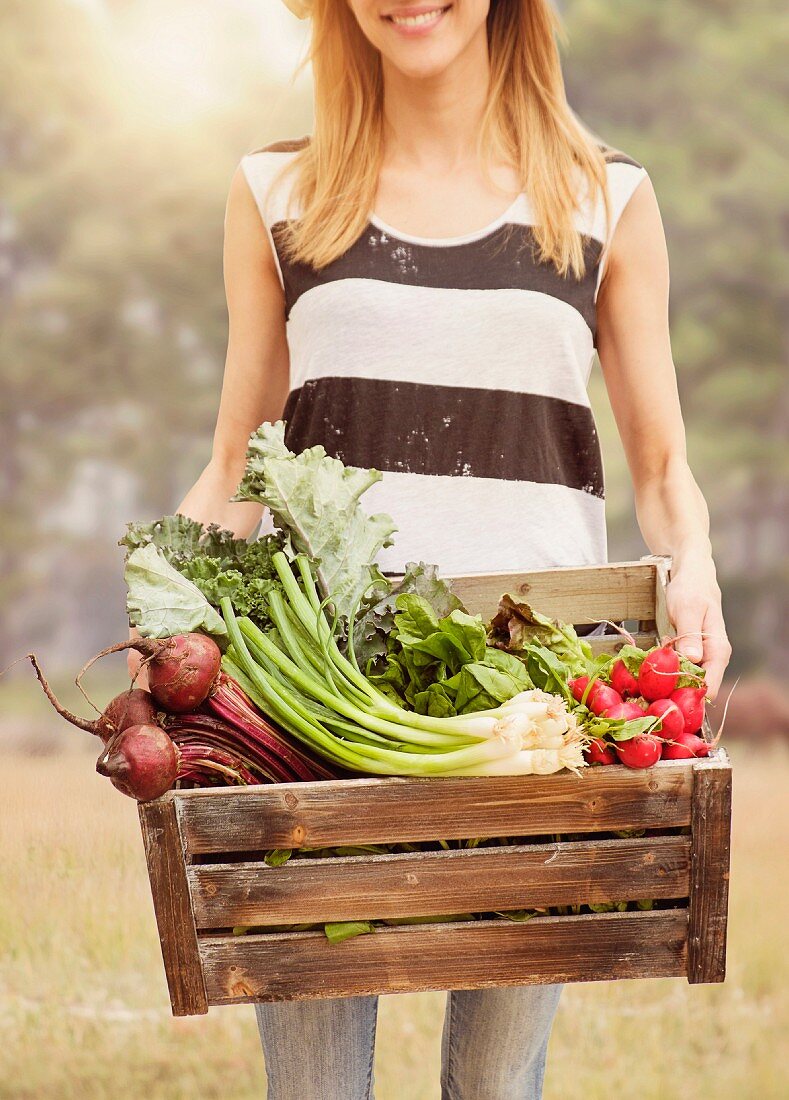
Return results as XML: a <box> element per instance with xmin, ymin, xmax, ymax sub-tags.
<box><xmin>389</xmin><ymin>7</ymin><xmax>447</xmax><ymax>27</ymax></box>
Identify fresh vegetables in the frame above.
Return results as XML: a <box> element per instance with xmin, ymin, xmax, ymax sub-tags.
<box><xmin>218</xmin><ymin>551</ymin><xmax>588</xmax><ymax>777</ymax></box>
<box><xmin>610</xmin><ymin>658</ymin><xmax>639</xmax><ymax>699</ymax></box>
<box><xmin>96</xmin><ymin>724</ymin><xmax>180</xmax><ymax>801</ymax></box>
<box><xmin>646</xmin><ymin>698</ymin><xmax>684</xmax><ymax>739</ymax></box>
<box><xmin>669</xmin><ymin>686</ymin><xmax>707</xmax><ymax>734</ymax></box>
<box><xmin>638</xmin><ymin>642</ymin><xmax>681</xmax><ymax>701</ymax></box>
<box><xmin>614</xmin><ymin>733</ymin><xmax>663</xmax><ymax>769</ymax></box>
<box><xmin>30</xmin><ymin>418</ymin><xmax>716</xmax><ymax>798</ymax></box>
<box><xmin>661</xmin><ymin>730</ymin><xmax>711</xmax><ymax>759</ymax></box>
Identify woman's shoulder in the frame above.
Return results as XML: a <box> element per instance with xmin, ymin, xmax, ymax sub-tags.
<box><xmin>600</xmin><ymin>145</ymin><xmax>645</xmax><ymax>171</ymax></box>
<box><xmin>577</xmin><ymin>144</ymin><xmax>650</xmax><ymax>246</ymax></box>
<box><xmin>246</xmin><ymin>135</ymin><xmax>312</xmax><ymax>157</ymax></box>
<box><xmin>239</xmin><ymin>136</ymin><xmax>311</xmax><ymax>225</ymax></box>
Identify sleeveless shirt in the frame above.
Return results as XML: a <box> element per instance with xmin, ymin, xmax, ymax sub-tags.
<box><xmin>241</xmin><ymin>140</ymin><xmax>648</xmax><ymax>576</ymax></box>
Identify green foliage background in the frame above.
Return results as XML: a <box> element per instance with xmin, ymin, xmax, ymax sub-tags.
<box><xmin>1</xmin><ymin>0</ymin><xmax>786</xmax><ymax>677</ymax></box>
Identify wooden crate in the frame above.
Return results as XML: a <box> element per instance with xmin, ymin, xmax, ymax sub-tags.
<box><xmin>138</xmin><ymin>556</ymin><xmax>732</xmax><ymax>1016</ymax></box>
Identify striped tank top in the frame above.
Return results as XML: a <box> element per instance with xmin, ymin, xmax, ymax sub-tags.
<box><xmin>241</xmin><ymin>139</ymin><xmax>648</xmax><ymax>576</ymax></box>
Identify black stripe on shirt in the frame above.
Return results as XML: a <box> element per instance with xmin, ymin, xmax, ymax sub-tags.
<box><xmin>282</xmin><ymin>376</ymin><xmax>604</xmax><ymax>497</ymax></box>
<box><xmin>272</xmin><ymin>221</ymin><xmax>603</xmax><ymax>335</ymax></box>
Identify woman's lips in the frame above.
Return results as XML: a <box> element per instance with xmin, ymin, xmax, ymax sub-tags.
<box><xmin>383</xmin><ymin>5</ymin><xmax>452</xmax><ymax>37</ymax></box>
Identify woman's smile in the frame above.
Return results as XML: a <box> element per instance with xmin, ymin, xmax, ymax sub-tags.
<box><xmin>383</xmin><ymin>4</ymin><xmax>453</xmax><ymax>37</ymax></box>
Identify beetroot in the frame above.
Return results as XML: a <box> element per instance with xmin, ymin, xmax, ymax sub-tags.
<box><xmin>28</xmin><ymin>654</ymin><xmax>158</xmax><ymax>742</ymax></box>
<box><xmin>610</xmin><ymin>659</ymin><xmax>639</xmax><ymax>698</ymax></box>
<box><xmin>145</xmin><ymin>634</ymin><xmax>221</xmax><ymax>712</ymax></box>
<box><xmin>603</xmin><ymin>701</ymin><xmax>647</xmax><ymax>722</ymax></box>
<box><xmin>638</xmin><ymin>643</ymin><xmax>680</xmax><ymax>701</ymax></box>
<box><xmin>646</xmin><ymin>698</ymin><xmax>685</xmax><ymax>739</ymax></box>
<box><xmin>661</xmin><ymin>730</ymin><xmax>711</xmax><ymax>759</ymax></box>
<box><xmin>96</xmin><ymin>688</ymin><xmax>158</xmax><ymax>742</ymax></box>
<box><xmin>669</xmin><ymin>686</ymin><xmax>707</xmax><ymax>733</ymax></box>
<box><xmin>615</xmin><ymin>734</ymin><xmax>662</xmax><ymax>769</ymax></box>
<box><xmin>585</xmin><ymin>737</ymin><xmax>617</xmax><ymax>766</ymax></box>
<box><xmin>569</xmin><ymin>676</ymin><xmax>623</xmax><ymax>716</ymax></box>
<box><xmin>96</xmin><ymin>724</ymin><xmax>180</xmax><ymax>801</ymax></box>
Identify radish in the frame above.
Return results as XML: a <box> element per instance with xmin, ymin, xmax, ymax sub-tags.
<box><xmin>646</xmin><ymin>698</ymin><xmax>684</xmax><ymax>739</ymax></box>
<box><xmin>569</xmin><ymin>676</ymin><xmax>622</xmax><ymax>716</ymax></box>
<box><xmin>637</xmin><ymin>643</ymin><xmax>680</xmax><ymax>701</ymax></box>
<box><xmin>585</xmin><ymin>737</ymin><xmax>617</xmax><ymax>766</ymax></box>
<box><xmin>603</xmin><ymin>701</ymin><xmax>647</xmax><ymax>722</ymax></box>
<box><xmin>96</xmin><ymin>724</ymin><xmax>180</xmax><ymax>801</ymax></box>
<box><xmin>669</xmin><ymin>686</ymin><xmax>707</xmax><ymax>733</ymax></box>
<box><xmin>610</xmin><ymin>659</ymin><xmax>639</xmax><ymax>698</ymax></box>
<box><xmin>615</xmin><ymin>734</ymin><xmax>662</xmax><ymax>769</ymax></box>
<box><xmin>661</xmin><ymin>730</ymin><xmax>711</xmax><ymax>759</ymax></box>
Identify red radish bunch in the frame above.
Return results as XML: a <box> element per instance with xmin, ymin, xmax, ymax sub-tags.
<box><xmin>603</xmin><ymin>701</ymin><xmax>647</xmax><ymax>722</ymax></box>
<box><xmin>669</xmin><ymin>686</ymin><xmax>706</xmax><ymax>734</ymax></box>
<box><xmin>610</xmin><ymin>659</ymin><xmax>640</xmax><ymax>699</ymax></box>
<box><xmin>585</xmin><ymin>737</ymin><xmax>617</xmax><ymax>766</ymax></box>
<box><xmin>638</xmin><ymin>643</ymin><xmax>680</xmax><ymax>701</ymax></box>
<box><xmin>646</xmin><ymin>698</ymin><xmax>684</xmax><ymax>739</ymax></box>
<box><xmin>662</xmin><ymin>730</ymin><xmax>711</xmax><ymax>759</ymax></box>
<box><xmin>615</xmin><ymin>734</ymin><xmax>662</xmax><ymax>769</ymax></box>
<box><xmin>569</xmin><ymin>676</ymin><xmax>623</xmax><ymax>717</ymax></box>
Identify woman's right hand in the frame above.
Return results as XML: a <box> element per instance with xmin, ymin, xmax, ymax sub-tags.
<box><xmin>127</xmin><ymin>625</ymin><xmax>149</xmax><ymax>690</ymax></box>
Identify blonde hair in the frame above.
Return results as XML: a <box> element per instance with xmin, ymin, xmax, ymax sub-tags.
<box><xmin>275</xmin><ymin>0</ymin><xmax>609</xmax><ymax>278</ymax></box>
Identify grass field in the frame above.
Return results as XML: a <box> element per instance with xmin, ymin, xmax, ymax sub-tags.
<box><xmin>1</xmin><ymin>743</ymin><xmax>787</xmax><ymax>1099</ymax></box>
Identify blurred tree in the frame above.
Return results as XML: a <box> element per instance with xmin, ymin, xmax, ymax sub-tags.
<box><xmin>0</xmin><ymin>0</ymin><xmax>311</xmax><ymax>666</ymax></box>
<box><xmin>564</xmin><ymin>0</ymin><xmax>788</xmax><ymax>675</ymax></box>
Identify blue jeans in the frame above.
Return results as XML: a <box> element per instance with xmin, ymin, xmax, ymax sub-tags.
<box><xmin>255</xmin><ymin>984</ymin><xmax>562</xmax><ymax>1099</ymax></box>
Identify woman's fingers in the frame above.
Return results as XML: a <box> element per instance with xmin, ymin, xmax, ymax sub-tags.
<box><xmin>699</xmin><ymin>606</ymin><xmax>733</xmax><ymax>702</ymax></box>
<box><xmin>666</xmin><ymin>573</ymin><xmax>733</xmax><ymax>703</ymax></box>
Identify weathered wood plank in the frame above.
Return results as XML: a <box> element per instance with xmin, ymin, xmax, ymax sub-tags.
<box><xmin>687</xmin><ymin>753</ymin><xmax>732</xmax><ymax>983</ymax></box>
<box><xmin>188</xmin><ymin>836</ymin><xmax>691</xmax><ymax>929</ymax></box>
<box><xmin>138</xmin><ymin>800</ymin><xmax>208</xmax><ymax>1015</ymax></box>
<box><xmin>645</xmin><ymin>554</ymin><xmax>674</xmax><ymax>641</ymax></box>
<box><xmin>587</xmin><ymin>631</ymin><xmax>657</xmax><ymax>657</ymax></box>
<box><xmin>199</xmin><ymin>909</ymin><xmax>688</xmax><ymax>1003</ymax></box>
<box><xmin>448</xmin><ymin>560</ymin><xmax>658</xmax><ymax>623</ymax></box>
<box><xmin>176</xmin><ymin>767</ymin><xmax>694</xmax><ymax>855</ymax></box>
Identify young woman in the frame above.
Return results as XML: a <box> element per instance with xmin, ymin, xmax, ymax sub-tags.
<box><xmin>135</xmin><ymin>0</ymin><xmax>732</xmax><ymax>1095</ymax></box>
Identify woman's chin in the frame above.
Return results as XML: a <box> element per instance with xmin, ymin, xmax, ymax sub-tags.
<box><xmin>382</xmin><ymin>43</ymin><xmax>459</xmax><ymax>81</ymax></box>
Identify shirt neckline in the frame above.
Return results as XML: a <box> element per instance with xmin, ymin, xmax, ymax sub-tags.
<box><xmin>369</xmin><ymin>193</ymin><xmax>525</xmax><ymax>248</ymax></box>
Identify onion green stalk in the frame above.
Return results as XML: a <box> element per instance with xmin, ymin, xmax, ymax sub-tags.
<box><xmin>217</xmin><ymin>554</ymin><xmax>588</xmax><ymax>777</ymax></box>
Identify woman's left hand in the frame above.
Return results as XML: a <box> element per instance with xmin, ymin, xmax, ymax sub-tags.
<box><xmin>665</xmin><ymin>553</ymin><xmax>732</xmax><ymax>701</ymax></box>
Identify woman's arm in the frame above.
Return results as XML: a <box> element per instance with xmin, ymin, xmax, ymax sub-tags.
<box><xmin>596</xmin><ymin>178</ymin><xmax>732</xmax><ymax>700</ymax></box>
<box><xmin>176</xmin><ymin>165</ymin><xmax>290</xmax><ymax>536</ymax></box>
<box><xmin>129</xmin><ymin>166</ymin><xmax>289</xmax><ymax>680</ymax></box>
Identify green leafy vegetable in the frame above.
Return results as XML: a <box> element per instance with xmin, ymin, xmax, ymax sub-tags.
<box><xmin>488</xmin><ymin>594</ymin><xmax>592</xmax><ymax>677</ymax></box>
<box><xmin>125</xmin><ymin>544</ymin><xmax>227</xmax><ymax>638</ymax></box>
<box><xmin>323</xmin><ymin>921</ymin><xmax>376</xmax><ymax>944</ymax></box>
<box><xmin>233</xmin><ymin>421</ymin><xmax>396</xmax><ymax>622</ymax></box>
<box><xmin>369</xmin><ymin>596</ymin><xmax>533</xmax><ymax>714</ymax></box>
<box><xmin>353</xmin><ymin>560</ymin><xmax>466</xmax><ymax>664</ymax></box>
<box><xmin>120</xmin><ymin>514</ymin><xmax>281</xmax><ymax>625</ymax></box>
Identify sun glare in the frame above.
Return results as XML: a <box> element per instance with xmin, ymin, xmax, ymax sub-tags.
<box><xmin>115</xmin><ymin>4</ymin><xmax>232</xmax><ymax>124</ymax></box>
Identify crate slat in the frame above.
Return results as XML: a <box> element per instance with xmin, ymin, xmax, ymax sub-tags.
<box><xmin>188</xmin><ymin>836</ymin><xmax>691</xmax><ymax>929</ymax></box>
<box><xmin>138</xmin><ymin>800</ymin><xmax>208</xmax><ymax>1016</ymax></box>
<box><xmin>449</xmin><ymin>560</ymin><xmax>658</xmax><ymax>623</ymax></box>
<box><xmin>198</xmin><ymin>909</ymin><xmax>688</xmax><ymax>1003</ymax></box>
<box><xmin>687</xmin><ymin>754</ymin><xmax>732</xmax><ymax>983</ymax></box>
<box><xmin>175</xmin><ymin>767</ymin><xmax>694</xmax><ymax>856</ymax></box>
